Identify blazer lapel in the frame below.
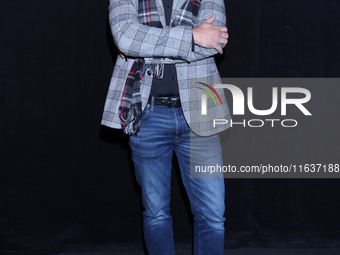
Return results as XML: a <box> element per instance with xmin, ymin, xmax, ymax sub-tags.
<box><xmin>155</xmin><ymin>0</ymin><xmax>166</xmax><ymax>27</ymax></box>
<box><xmin>171</xmin><ymin>0</ymin><xmax>186</xmax><ymax>25</ymax></box>
<box><xmin>155</xmin><ymin>0</ymin><xmax>188</xmax><ymax>27</ymax></box>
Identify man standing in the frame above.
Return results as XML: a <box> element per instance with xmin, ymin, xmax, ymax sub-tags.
<box><xmin>102</xmin><ymin>0</ymin><xmax>231</xmax><ymax>254</ymax></box>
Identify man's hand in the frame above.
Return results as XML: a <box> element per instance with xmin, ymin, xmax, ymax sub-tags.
<box><xmin>118</xmin><ymin>48</ymin><xmax>125</xmax><ymax>59</ymax></box>
<box><xmin>192</xmin><ymin>14</ymin><xmax>229</xmax><ymax>54</ymax></box>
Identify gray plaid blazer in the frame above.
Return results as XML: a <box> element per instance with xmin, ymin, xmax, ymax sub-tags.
<box><xmin>101</xmin><ymin>0</ymin><xmax>231</xmax><ymax>136</ymax></box>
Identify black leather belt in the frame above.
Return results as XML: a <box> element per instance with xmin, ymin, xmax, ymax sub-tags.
<box><xmin>149</xmin><ymin>96</ymin><xmax>181</xmax><ymax>107</ymax></box>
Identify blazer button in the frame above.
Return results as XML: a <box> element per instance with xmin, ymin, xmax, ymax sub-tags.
<box><xmin>147</xmin><ymin>70</ymin><xmax>152</xmax><ymax>76</ymax></box>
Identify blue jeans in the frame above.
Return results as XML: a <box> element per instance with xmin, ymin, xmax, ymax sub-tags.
<box><xmin>129</xmin><ymin>101</ymin><xmax>225</xmax><ymax>255</ymax></box>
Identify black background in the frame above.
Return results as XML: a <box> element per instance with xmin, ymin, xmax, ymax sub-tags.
<box><xmin>1</xmin><ymin>0</ymin><xmax>340</xmax><ymax>254</ymax></box>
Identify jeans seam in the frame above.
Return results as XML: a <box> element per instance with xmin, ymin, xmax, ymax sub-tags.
<box><xmin>188</xmin><ymin>170</ymin><xmax>202</xmax><ymax>255</ymax></box>
<box><xmin>172</xmin><ymin>107</ymin><xmax>179</xmax><ymax>138</ymax></box>
<box><xmin>175</xmin><ymin>146</ymin><xmax>202</xmax><ymax>255</ymax></box>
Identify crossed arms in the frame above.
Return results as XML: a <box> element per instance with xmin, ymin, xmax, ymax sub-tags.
<box><xmin>109</xmin><ymin>0</ymin><xmax>229</xmax><ymax>62</ymax></box>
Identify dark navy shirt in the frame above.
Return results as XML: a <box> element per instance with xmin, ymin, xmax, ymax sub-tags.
<box><xmin>150</xmin><ymin>0</ymin><xmax>179</xmax><ymax>97</ymax></box>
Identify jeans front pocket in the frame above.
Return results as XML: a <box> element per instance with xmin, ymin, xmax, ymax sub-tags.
<box><xmin>141</xmin><ymin>104</ymin><xmax>151</xmax><ymax>120</ymax></box>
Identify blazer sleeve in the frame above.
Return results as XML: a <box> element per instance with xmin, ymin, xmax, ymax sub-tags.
<box><xmin>187</xmin><ymin>0</ymin><xmax>227</xmax><ymax>62</ymax></box>
<box><xmin>108</xmin><ymin>0</ymin><xmax>226</xmax><ymax>63</ymax></box>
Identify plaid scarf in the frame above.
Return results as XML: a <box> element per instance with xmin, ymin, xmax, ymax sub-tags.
<box><xmin>119</xmin><ymin>0</ymin><xmax>202</xmax><ymax>135</ymax></box>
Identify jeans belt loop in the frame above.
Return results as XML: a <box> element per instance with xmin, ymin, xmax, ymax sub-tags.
<box><xmin>150</xmin><ymin>96</ymin><xmax>155</xmax><ymax>111</ymax></box>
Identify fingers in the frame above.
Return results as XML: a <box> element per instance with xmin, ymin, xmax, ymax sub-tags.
<box><xmin>215</xmin><ymin>45</ymin><xmax>223</xmax><ymax>54</ymax></box>
<box><xmin>215</xmin><ymin>25</ymin><xmax>229</xmax><ymax>46</ymax></box>
<box><xmin>218</xmin><ymin>26</ymin><xmax>228</xmax><ymax>37</ymax></box>
<box><xmin>218</xmin><ymin>29</ymin><xmax>229</xmax><ymax>47</ymax></box>
<box><xmin>220</xmin><ymin>26</ymin><xmax>228</xmax><ymax>33</ymax></box>
<box><xmin>118</xmin><ymin>49</ymin><xmax>125</xmax><ymax>59</ymax></box>
<box><xmin>218</xmin><ymin>38</ymin><xmax>228</xmax><ymax>49</ymax></box>
<box><xmin>205</xmin><ymin>14</ymin><xmax>216</xmax><ymax>24</ymax></box>
<box><xmin>193</xmin><ymin>15</ymin><xmax>229</xmax><ymax>52</ymax></box>
<box><xmin>220</xmin><ymin>30</ymin><xmax>229</xmax><ymax>39</ymax></box>
<box><xmin>219</xmin><ymin>28</ymin><xmax>229</xmax><ymax>47</ymax></box>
